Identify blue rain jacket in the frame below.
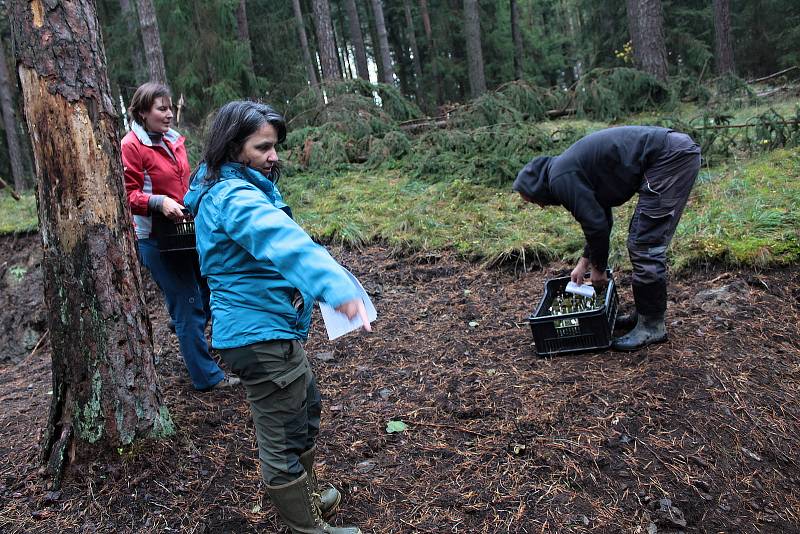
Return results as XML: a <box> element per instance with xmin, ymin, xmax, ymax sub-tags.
<box><xmin>184</xmin><ymin>163</ymin><xmax>359</xmax><ymax>349</ymax></box>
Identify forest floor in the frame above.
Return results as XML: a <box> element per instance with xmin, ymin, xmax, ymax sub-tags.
<box><xmin>1</xmin><ymin>232</ymin><xmax>799</xmax><ymax>533</ymax></box>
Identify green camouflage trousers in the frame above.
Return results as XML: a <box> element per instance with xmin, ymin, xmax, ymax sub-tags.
<box><xmin>219</xmin><ymin>339</ymin><xmax>321</xmax><ymax>485</ymax></box>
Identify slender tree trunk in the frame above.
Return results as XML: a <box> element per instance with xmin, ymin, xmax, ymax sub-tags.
<box><xmin>344</xmin><ymin>0</ymin><xmax>370</xmax><ymax>80</ymax></box>
<box><xmin>332</xmin><ymin>3</ymin><xmax>352</xmax><ymax>79</ymax></box>
<box><xmin>311</xmin><ymin>0</ymin><xmax>341</xmax><ymax>81</ymax></box>
<box><xmin>365</xmin><ymin>0</ymin><xmax>385</xmax><ymax>84</ymax></box>
<box><xmin>134</xmin><ymin>0</ymin><xmax>167</xmax><ymax>84</ymax></box>
<box><xmin>370</xmin><ymin>0</ymin><xmax>395</xmax><ymax>84</ymax></box>
<box><xmin>463</xmin><ymin>0</ymin><xmax>486</xmax><ymax>97</ymax></box>
<box><xmin>713</xmin><ymin>0</ymin><xmax>735</xmax><ymax>76</ymax></box>
<box><xmin>0</xmin><ymin>37</ymin><xmax>26</xmax><ymax>191</ymax></box>
<box><xmin>235</xmin><ymin>0</ymin><xmax>255</xmax><ymax>71</ymax></box>
<box><xmin>118</xmin><ymin>0</ymin><xmax>146</xmax><ymax>83</ymax></box>
<box><xmin>292</xmin><ymin>0</ymin><xmax>322</xmax><ymax>95</ymax></box>
<box><xmin>418</xmin><ymin>0</ymin><xmax>443</xmax><ymax>106</ymax></box>
<box><xmin>403</xmin><ymin>0</ymin><xmax>424</xmax><ymax>106</ymax></box>
<box><xmin>510</xmin><ymin>0</ymin><xmax>523</xmax><ymax>80</ymax></box>
<box><xmin>10</xmin><ymin>0</ymin><xmax>172</xmax><ymax>488</ymax></box>
<box><xmin>626</xmin><ymin>0</ymin><xmax>669</xmax><ymax>81</ymax></box>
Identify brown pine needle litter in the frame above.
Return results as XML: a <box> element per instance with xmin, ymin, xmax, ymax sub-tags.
<box><xmin>0</xmin><ymin>235</ymin><xmax>799</xmax><ymax>532</ymax></box>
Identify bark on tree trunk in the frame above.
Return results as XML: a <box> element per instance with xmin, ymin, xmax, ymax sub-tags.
<box><xmin>292</xmin><ymin>0</ymin><xmax>322</xmax><ymax>97</ymax></box>
<box><xmin>510</xmin><ymin>0</ymin><xmax>523</xmax><ymax>80</ymax></box>
<box><xmin>9</xmin><ymin>0</ymin><xmax>172</xmax><ymax>488</ymax></box>
<box><xmin>311</xmin><ymin>0</ymin><xmax>341</xmax><ymax>81</ymax></box>
<box><xmin>344</xmin><ymin>0</ymin><xmax>370</xmax><ymax>80</ymax></box>
<box><xmin>370</xmin><ymin>0</ymin><xmax>395</xmax><ymax>84</ymax></box>
<box><xmin>0</xmin><ymin>37</ymin><xmax>26</xmax><ymax>191</ymax></box>
<box><xmin>463</xmin><ymin>0</ymin><xmax>486</xmax><ymax>98</ymax></box>
<box><xmin>713</xmin><ymin>0</ymin><xmax>735</xmax><ymax>76</ymax></box>
<box><xmin>135</xmin><ymin>0</ymin><xmax>168</xmax><ymax>84</ymax></box>
<box><xmin>626</xmin><ymin>0</ymin><xmax>669</xmax><ymax>81</ymax></box>
<box><xmin>118</xmin><ymin>0</ymin><xmax>146</xmax><ymax>84</ymax></box>
<box><xmin>418</xmin><ymin>0</ymin><xmax>443</xmax><ymax>106</ymax></box>
<box><xmin>403</xmin><ymin>0</ymin><xmax>424</xmax><ymax>107</ymax></box>
<box><xmin>236</xmin><ymin>0</ymin><xmax>255</xmax><ymax>71</ymax></box>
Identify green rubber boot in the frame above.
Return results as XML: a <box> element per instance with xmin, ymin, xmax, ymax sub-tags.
<box><xmin>266</xmin><ymin>472</ymin><xmax>361</xmax><ymax>534</ymax></box>
<box><xmin>612</xmin><ymin>313</ymin><xmax>667</xmax><ymax>351</ymax></box>
<box><xmin>299</xmin><ymin>446</ymin><xmax>341</xmax><ymax>519</ymax></box>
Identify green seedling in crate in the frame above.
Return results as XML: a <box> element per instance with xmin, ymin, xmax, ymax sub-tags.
<box><xmin>547</xmin><ymin>290</ymin><xmax>604</xmax><ymax>329</ymax></box>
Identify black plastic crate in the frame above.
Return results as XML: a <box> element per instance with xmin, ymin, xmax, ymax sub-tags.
<box><xmin>527</xmin><ymin>273</ymin><xmax>618</xmax><ymax>356</ymax></box>
<box><xmin>152</xmin><ymin>211</ymin><xmax>196</xmax><ymax>253</ymax></box>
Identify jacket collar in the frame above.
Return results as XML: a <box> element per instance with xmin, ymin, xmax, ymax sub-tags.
<box><xmin>131</xmin><ymin>120</ymin><xmax>181</xmax><ymax>147</ymax></box>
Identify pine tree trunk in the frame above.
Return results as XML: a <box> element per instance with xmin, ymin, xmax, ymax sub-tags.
<box><xmin>713</xmin><ymin>0</ymin><xmax>735</xmax><ymax>76</ymax></box>
<box><xmin>0</xmin><ymin>37</ymin><xmax>26</xmax><ymax>191</ymax></box>
<box><xmin>292</xmin><ymin>0</ymin><xmax>322</xmax><ymax>95</ymax></box>
<box><xmin>135</xmin><ymin>0</ymin><xmax>168</xmax><ymax>84</ymax></box>
<box><xmin>403</xmin><ymin>0</ymin><xmax>424</xmax><ymax>107</ymax></box>
<box><xmin>370</xmin><ymin>0</ymin><xmax>395</xmax><ymax>84</ymax></box>
<box><xmin>463</xmin><ymin>0</ymin><xmax>486</xmax><ymax>97</ymax></box>
<box><xmin>510</xmin><ymin>0</ymin><xmax>523</xmax><ymax>80</ymax></box>
<box><xmin>9</xmin><ymin>0</ymin><xmax>173</xmax><ymax>488</ymax></box>
<box><xmin>626</xmin><ymin>0</ymin><xmax>668</xmax><ymax>81</ymax></box>
<box><xmin>311</xmin><ymin>0</ymin><xmax>341</xmax><ymax>81</ymax></box>
<box><xmin>118</xmin><ymin>0</ymin><xmax>146</xmax><ymax>83</ymax></box>
<box><xmin>344</xmin><ymin>0</ymin><xmax>370</xmax><ymax>80</ymax></box>
<box><xmin>236</xmin><ymin>0</ymin><xmax>255</xmax><ymax>71</ymax></box>
<box><xmin>418</xmin><ymin>0</ymin><xmax>443</xmax><ymax>106</ymax></box>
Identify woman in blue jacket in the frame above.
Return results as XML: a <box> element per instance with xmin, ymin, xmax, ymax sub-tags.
<box><xmin>184</xmin><ymin>101</ymin><xmax>367</xmax><ymax>534</ymax></box>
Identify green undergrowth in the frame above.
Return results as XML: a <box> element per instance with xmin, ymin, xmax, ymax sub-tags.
<box><xmin>0</xmin><ymin>189</ymin><xmax>37</xmax><ymax>234</ymax></box>
<box><xmin>283</xmin><ymin>146</ymin><xmax>800</xmax><ymax>272</ymax></box>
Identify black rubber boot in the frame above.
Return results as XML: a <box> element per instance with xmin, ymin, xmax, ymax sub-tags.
<box><xmin>612</xmin><ymin>313</ymin><xmax>667</xmax><ymax>351</ymax></box>
<box><xmin>266</xmin><ymin>472</ymin><xmax>361</xmax><ymax>534</ymax></box>
<box><xmin>299</xmin><ymin>446</ymin><xmax>341</xmax><ymax>519</ymax></box>
<box><xmin>614</xmin><ymin>311</ymin><xmax>638</xmax><ymax>330</ymax></box>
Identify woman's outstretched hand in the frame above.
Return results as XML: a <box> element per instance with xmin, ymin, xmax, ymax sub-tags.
<box><xmin>335</xmin><ymin>298</ymin><xmax>372</xmax><ymax>332</ymax></box>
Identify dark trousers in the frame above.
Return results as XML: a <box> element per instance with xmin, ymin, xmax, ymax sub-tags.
<box><xmin>138</xmin><ymin>239</ymin><xmax>224</xmax><ymax>390</ymax></box>
<box><xmin>627</xmin><ymin>132</ymin><xmax>701</xmax><ymax>315</ymax></box>
<box><xmin>219</xmin><ymin>340</ymin><xmax>321</xmax><ymax>485</ymax></box>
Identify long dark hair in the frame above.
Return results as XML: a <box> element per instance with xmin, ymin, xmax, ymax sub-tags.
<box><xmin>199</xmin><ymin>100</ymin><xmax>287</xmax><ymax>184</ymax></box>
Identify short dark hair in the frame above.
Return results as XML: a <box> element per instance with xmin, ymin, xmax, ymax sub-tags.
<box><xmin>128</xmin><ymin>82</ymin><xmax>172</xmax><ymax>126</ymax></box>
<box><xmin>199</xmin><ymin>101</ymin><xmax>287</xmax><ymax>183</ymax></box>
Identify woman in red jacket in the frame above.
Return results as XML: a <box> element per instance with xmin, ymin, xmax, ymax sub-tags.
<box><xmin>121</xmin><ymin>82</ymin><xmax>238</xmax><ymax>391</ymax></box>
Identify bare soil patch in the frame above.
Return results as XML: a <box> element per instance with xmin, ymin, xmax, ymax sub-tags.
<box><xmin>1</xmin><ymin>233</ymin><xmax>799</xmax><ymax>533</ymax></box>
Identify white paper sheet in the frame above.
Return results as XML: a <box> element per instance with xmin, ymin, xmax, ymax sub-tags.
<box><xmin>565</xmin><ymin>281</ymin><xmax>596</xmax><ymax>298</ymax></box>
<box><xmin>318</xmin><ymin>268</ymin><xmax>377</xmax><ymax>340</ymax></box>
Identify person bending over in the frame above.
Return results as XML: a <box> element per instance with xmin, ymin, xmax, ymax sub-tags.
<box><xmin>514</xmin><ymin>126</ymin><xmax>701</xmax><ymax>351</ymax></box>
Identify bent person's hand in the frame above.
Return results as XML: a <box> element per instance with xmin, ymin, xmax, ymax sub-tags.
<box><xmin>570</xmin><ymin>257</ymin><xmax>591</xmax><ymax>284</ymax></box>
<box><xmin>162</xmin><ymin>197</ymin><xmax>186</xmax><ymax>221</ymax></box>
<box><xmin>336</xmin><ymin>298</ymin><xmax>372</xmax><ymax>332</ymax></box>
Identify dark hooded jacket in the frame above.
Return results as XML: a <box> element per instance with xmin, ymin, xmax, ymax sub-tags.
<box><xmin>513</xmin><ymin>126</ymin><xmax>671</xmax><ymax>271</ymax></box>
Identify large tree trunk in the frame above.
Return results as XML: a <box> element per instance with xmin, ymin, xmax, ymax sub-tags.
<box><xmin>10</xmin><ymin>0</ymin><xmax>172</xmax><ymax>488</ymax></box>
<box><xmin>292</xmin><ymin>0</ymin><xmax>322</xmax><ymax>95</ymax></box>
<box><xmin>344</xmin><ymin>0</ymin><xmax>370</xmax><ymax>80</ymax></box>
<box><xmin>403</xmin><ymin>0</ymin><xmax>424</xmax><ymax>107</ymax></box>
<box><xmin>713</xmin><ymin>0</ymin><xmax>735</xmax><ymax>76</ymax></box>
<box><xmin>235</xmin><ymin>0</ymin><xmax>255</xmax><ymax>71</ymax></box>
<box><xmin>418</xmin><ymin>0</ymin><xmax>443</xmax><ymax>106</ymax></box>
<box><xmin>0</xmin><ymin>37</ymin><xmax>26</xmax><ymax>191</ymax></box>
<box><xmin>134</xmin><ymin>0</ymin><xmax>168</xmax><ymax>84</ymax></box>
<box><xmin>510</xmin><ymin>0</ymin><xmax>523</xmax><ymax>80</ymax></box>
<box><xmin>311</xmin><ymin>0</ymin><xmax>341</xmax><ymax>81</ymax></box>
<box><xmin>118</xmin><ymin>0</ymin><xmax>146</xmax><ymax>84</ymax></box>
<box><xmin>626</xmin><ymin>0</ymin><xmax>669</xmax><ymax>81</ymax></box>
<box><xmin>370</xmin><ymin>0</ymin><xmax>395</xmax><ymax>84</ymax></box>
<box><xmin>463</xmin><ymin>0</ymin><xmax>486</xmax><ymax>98</ymax></box>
